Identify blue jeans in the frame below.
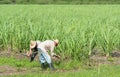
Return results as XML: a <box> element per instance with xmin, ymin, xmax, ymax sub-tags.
<box><xmin>37</xmin><ymin>48</ymin><xmax>52</xmax><ymax>64</ymax></box>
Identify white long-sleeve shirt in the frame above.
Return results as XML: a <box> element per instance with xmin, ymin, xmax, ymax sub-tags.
<box><xmin>36</xmin><ymin>40</ymin><xmax>56</xmax><ymax>56</ymax></box>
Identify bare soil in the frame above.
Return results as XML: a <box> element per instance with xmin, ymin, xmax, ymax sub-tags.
<box><xmin>0</xmin><ymin>65</ymin><xmax>26</xmax><ymax>76</ymax></box>
<box><xmin>89</xmin><ymin>50</ymin><xmax>120</xmax><ymax>66</ymax></box>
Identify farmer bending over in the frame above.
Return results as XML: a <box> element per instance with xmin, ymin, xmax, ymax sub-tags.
<box><xmin>26</xmin><ymin>39</ymin><xmax>59</xmax><ymax>70</ymax></box>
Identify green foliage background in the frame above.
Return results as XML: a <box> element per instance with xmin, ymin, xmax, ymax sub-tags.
<box><xmin>0</xmin><ymin>5</ymin><xmax>120</xmax><ymax>60</ymax></box>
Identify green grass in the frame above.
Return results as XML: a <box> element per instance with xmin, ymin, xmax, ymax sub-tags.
<box><xmin>0</xmin><ymin>56</ymin><xmax>120</xmax><ymax>77</ymax></box>
<box><xmin>0</xmin><ymin>57</ymin><xmax>39</xmax><ymax>67</ymax></box>
<box><xmin>0</xmin><ymin>5</ymin><xmax>120</xmax><ymax>59</ymax></box>
<box><xmin>1</xmin><ymin>64</ymin><xmax>120</xmax><ymax>77</ymax></box>
<box><xmin>0</xmin><ymin>56</ymin><xmax>82</xmax><ymax>70</ymax></box>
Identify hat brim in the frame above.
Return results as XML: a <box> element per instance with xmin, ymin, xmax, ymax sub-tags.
<box><xmin>30</xmin><ymin>41</ymin><xmax>36</xmax><ymax>49</ymax></box>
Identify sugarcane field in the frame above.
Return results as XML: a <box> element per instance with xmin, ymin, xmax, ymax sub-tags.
<box><xmin>0</xmin><ymin>3</ymin><xmax>120</xmax><ymax>77</ymax></box>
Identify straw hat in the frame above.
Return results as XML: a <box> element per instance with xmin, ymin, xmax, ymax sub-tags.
<box><xmin>54</xmin><ymin>39</ymin><xmax>59</xmax><ymax>44</ymax></box>
<box><xmin>30</xmin><ymin>40</ymin><xmax>36</xmax><ymax>49</ymax></box>
<box><xmin>54</xmin><ymin>39</ymin><xmax>59</xmax><ymax>46</ymax></box>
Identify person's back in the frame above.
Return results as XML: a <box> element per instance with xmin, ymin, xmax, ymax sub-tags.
<box><xmin>37</xmin><ymin>40</ymin><xmax>55</xmax><ymax>52</ymax></box>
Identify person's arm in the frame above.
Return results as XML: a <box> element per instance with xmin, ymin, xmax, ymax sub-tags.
<box><xmin>26</xmin><ymin>46</ymin><xmax>33</xmax><ymax>57</ymax></box>
<box><xmin>50</xmin><ymin>45</ymin><xmax>61</xmax><ymax>59</ymax></box>
<box><xmin>50</xmin><ymin>45</ymin><xmax>56</xmax><ymax>56</ymax></box>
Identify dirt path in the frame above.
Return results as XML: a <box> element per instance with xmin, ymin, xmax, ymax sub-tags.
<box><xmin>0</xmin><ymin>65</ymin><xmax>25</xmax><ymax>76</ymax></box>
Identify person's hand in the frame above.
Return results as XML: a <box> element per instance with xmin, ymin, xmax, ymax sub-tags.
<box><xmin>52</xmin><ymin>54</ymin><xmax>61</xmax><ymax>59</ymax></box>
<box><xmin>19</xmin><ymin>50</ymin><xmax>29</xmax><ymax>57</ymax></box>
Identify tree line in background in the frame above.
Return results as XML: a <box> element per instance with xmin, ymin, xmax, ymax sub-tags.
<box><xmin>0</xmin><ymin>0</ymin><xmax>120</xmax><ymax>4</ymax></box>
